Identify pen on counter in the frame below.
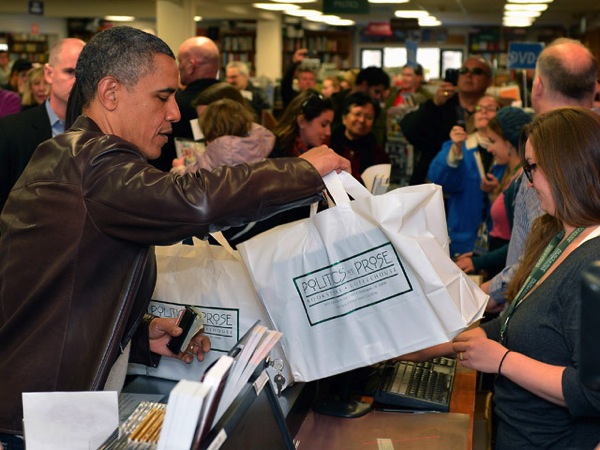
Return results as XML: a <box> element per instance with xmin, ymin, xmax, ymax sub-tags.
<box><xmin>376</xmin><ymin>408</ymin><xmax>440</xmax><ymax>414</ymax></box>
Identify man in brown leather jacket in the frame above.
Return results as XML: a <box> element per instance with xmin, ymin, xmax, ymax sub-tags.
<box><xmin>0</xmin><ymin>26</ymin><xmax>349</xmax><ymax>445</ymax></box>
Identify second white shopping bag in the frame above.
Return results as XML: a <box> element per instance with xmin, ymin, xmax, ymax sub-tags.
<box><xmin>237</xmin><ymin>171</ymin><xmax>488</xmax><ymax>382</ymax></box>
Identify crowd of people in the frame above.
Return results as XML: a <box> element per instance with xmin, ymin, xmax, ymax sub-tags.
<box><xmin>0</xmin><ymin>26</ymin><xmax>600</xmax><ymax>450</ymax></box>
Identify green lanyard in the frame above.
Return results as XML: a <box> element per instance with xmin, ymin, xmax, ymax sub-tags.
<box><xmin>499</xmin><ymin>227</ymin><xmax>585</xmax><ymax>344</ymax></box>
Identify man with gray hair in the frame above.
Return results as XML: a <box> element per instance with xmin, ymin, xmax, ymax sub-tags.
<box><xmin>225</xmin><ymin>60</ymin><xmax>271</xmax><ymax>121</ymax></box>
<box><xmin>483</xmin><ymin>37</ymin><xmax>598</xmax><ymax>312</ymax></box>
<box><xmin>0</xmin><ymin>26</ymin><xmax>349</xmax><ymax>446</ymax></box>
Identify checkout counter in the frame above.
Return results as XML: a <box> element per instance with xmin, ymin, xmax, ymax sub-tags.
<box><xmin>123</xmin><ymin>364</ymin><xmax>477</xmax><ymax>450</ymax></box>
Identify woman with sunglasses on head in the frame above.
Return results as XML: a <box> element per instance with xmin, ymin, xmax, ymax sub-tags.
<box><xmin>428</xmin><ymin>94</ymin><xmax>505</xmax><ymax>258</ymax></box>
<box><xmin>408</xmin><ymin>107</ymin><xmax>600</xmax><ymax>449</ymax></box>
<box><xmin>212</xmin><ymin>90</ymin><xmax>335</xmax><ymax>247</ymax></box>
<box><xmin>270</xmin><ymin>89</ymin><xmax>334</xmax><ymax>158</ymax></box>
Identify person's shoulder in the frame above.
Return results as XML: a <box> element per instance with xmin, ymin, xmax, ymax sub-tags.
<box><xmin>0</xmin><ymin>103</ymin><xmax>48</xmax><ymax>129</ymax></box>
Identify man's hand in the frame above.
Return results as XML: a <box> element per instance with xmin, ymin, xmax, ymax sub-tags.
<box><xmin>148</xmin><ymin>317</ymin><xmax>211</xmax><ymax>364</ymax></box>
<box><xmin>293</xmin><ymin>48</ymin><xmax>309</xmax><ymax>64</ymax></box>
<box><xmin>300</xmin><ymin>145</ymin><xmax>351</xmax><ymax>176</ymax></box>
<box><xmin>433</xmin><ymin>82</ymin><xmax>457</xmax><ymax>106</ymax></box>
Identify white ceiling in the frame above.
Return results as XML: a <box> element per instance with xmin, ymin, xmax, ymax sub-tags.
<box><xmin>1</xmin><ymin>0</ymin><xmax>599</xmax><ymax>31</ymax></box>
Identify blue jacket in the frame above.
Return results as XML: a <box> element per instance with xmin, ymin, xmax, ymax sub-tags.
<box><xmin>428</xmin><ymin>138</ymin><xmax>506</xmax><ymax>256</ymax></box>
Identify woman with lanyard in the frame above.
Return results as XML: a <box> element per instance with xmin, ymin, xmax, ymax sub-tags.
<box><xmin>405</xmin><ymin>107</ymin><xmax>600</xmax><ymax>449</ymax></box>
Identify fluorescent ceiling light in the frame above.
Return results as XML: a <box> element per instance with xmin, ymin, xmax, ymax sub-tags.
<box><xmin>507</xmin><ymin>0</ymin><xmax>552</xmax><ymax>3</ymax></box>
<box><xmin>284</xmin><ymin>8</ymin><xmax>322</xmax><ymax>17</ymax></box>
<box><xmin>194</xmin><ymin>16</ymin><xmax>203</xmax><ymax>21</ymax></box>
<box><xmin>273</xmin><ymin>0</ymin><xmax>317</xmax><ymax>3</ymax></box>
<box><xmin>503</xmin><ymin>17</ymin><xmax>535</xmax><ymax>26</ymax></box>
<box><xmin>323</xmin><ymin>17</ymin><xmax>355</xmax><ymax>25</ymax></box>
<box><xmin>307</xmin><ymin>14</ymin><xmax>340</xmax><ymax>22</ymax></box>
<box><xmin>504</xmin><ymin>10</ymin><xmax>541</xmax><ymax>17</ymax></box>
<box><xmin>505</xmin><ymin>3</ymin><xmax>548</xmax><ymax>11</ymax></box>
<box><xmin>393</xmin><ymin>10</ymin><xmax>429</xmax><ymax>18</ymax></box>
<box><xmin>104</xmin><ymin>15</ymin><xmax>135</xmax><ymax>22</ymax></box>
<box><xmin>368</xmin><ymin>0</ymin><xmax>409</xmax><ymax>3</ymax></box>
<box><xmin>254</xmin><ymin>2</ymin><xmax>299</xmax><ymax>10</ymax></box>
<box><xmin>419</xmin><ymin>16</ymin><xmax>441</xmax><ymax>26</ymax></box>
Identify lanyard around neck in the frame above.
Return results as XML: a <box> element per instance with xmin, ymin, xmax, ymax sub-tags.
<box><xmin>499</xmin><ymin>226</ymin><xmax>585</xmax><ymax>344</ymax></box>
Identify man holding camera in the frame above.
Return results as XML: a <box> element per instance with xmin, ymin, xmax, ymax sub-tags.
<box><xmin>280</xmin><ymin>48</ymin><xmax>318</xmax><ymax>109</ymax></box>
<box><xmin>401</xmin><ymin>56</ymin><xmax>493</xmax><ymax>185</ymax></box>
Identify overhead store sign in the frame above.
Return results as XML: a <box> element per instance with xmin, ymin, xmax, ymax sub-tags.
<box><xmin>29</xmin><ymin>1</ymin><xmax>44</xmax><ymax>15</ymax></box>
<box><xmin>508</xmin><ymin>42</ymin><xmax>544</xmax><ymax>70</ymax></box>
<box><xmin>323</xmin><ymin>0</ymin><xmax>369</xmax><ymax>15</ymax></box>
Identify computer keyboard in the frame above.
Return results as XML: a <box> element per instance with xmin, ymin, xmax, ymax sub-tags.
<box><xmin>374</xmin><ymin>357</ymin><xmax>457</xmax><ymax>412</ymax></box>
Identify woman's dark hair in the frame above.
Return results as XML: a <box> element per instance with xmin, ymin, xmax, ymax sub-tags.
<box><xmin>507</xmin><ymin>107</ymin><xmax>600</xmax><ymax>301</ymax></box>
<box><xmin>273</xmin><ymin>89</ymin><xmax>333</xmax><ymax>152</ymax></box>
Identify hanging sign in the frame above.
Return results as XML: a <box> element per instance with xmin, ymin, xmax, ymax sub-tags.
<box><xmin>508</xmin><ymin>42</ymin><xmax>544</xmax><ymax>70</ymax></box>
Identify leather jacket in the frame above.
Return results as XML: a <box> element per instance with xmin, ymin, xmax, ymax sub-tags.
<box><xmin>0</xmin><ymin>115</ymin><xmax>324</xmax><ymax>434</ymax></box>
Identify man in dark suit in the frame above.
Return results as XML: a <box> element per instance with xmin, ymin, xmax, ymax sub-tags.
<box><xmin>150</xmin><ymin>36</ymin><xmax>220</xmax><ymax>172</ymax></box>
<box><xmin>0</xmin><ymin>38</ymin><xmax>85</xmax><ymax>212</ymax></box>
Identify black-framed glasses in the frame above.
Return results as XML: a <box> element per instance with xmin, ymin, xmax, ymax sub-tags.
<box><xmin>523</xmin><ymin>162</ymin><xmax>537</xmax><ymax>183</ymax></box>
<box><xmin>458</xmin><ymin>67</ymin><xmax>489</xmax><ymax>76</ymax></box>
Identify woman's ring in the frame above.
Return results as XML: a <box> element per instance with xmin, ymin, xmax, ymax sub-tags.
<box><xmin>459</xmin><ymin>352</ymin><xmax>464</xmax><ymax>361</ymax></box>
<box><xmin>189</xmin><ymin>344</ymin><xmax>195</xmax><ymax>352</ymax></box>
<box><xmin>443</xmin><ymin>91</ymin><xmax>449</xmax><ymax>97</ymax></box>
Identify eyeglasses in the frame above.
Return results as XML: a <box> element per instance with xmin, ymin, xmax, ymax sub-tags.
<box><xmin>523</xmin><ymin>162</ymin><xmax>537</xmax><ymax>183</ymax></box>
<box><xmin>474</xmin><ymin>105</ymin><xmax>499</xmax><ymax>113</ymax></box>
<box><xmin>458</xmin><ymin>67</ymin><xmax>489</xmax><ymax>76</ymax></box>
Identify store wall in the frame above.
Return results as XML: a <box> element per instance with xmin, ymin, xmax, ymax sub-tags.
<box><xmin>0</xmin><ymin>14</ymin><xmax>67</xmax><ymax>42</ymax></box>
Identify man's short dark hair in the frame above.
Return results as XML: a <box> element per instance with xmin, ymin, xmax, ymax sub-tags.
<box><xmin>75</xmin><ymin>26</ymin><xmax>175</xmax><ymax>108</ymax></box>
<box><xmin>342</xmin><ymin>91</ymin><xmax>376</xmax><ymax>115</ymax></box>
<box><xmin>355</xmin><ymin>66</ymin><xmax>390</xmax><ymax>89</ymax></box>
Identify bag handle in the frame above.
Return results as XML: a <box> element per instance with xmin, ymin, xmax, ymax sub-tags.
<box><xmin>191</xmin><ymin>232</ymin><xmax>241</xmax><ymax>260</ymax></box>
<box><xmin>323</xmin><ymin>171</ymin><xmax>373</xmax><ymax>206</ymax></box>
<box><xmin>210</xmin><ymin>231</ymin><xmax>241</xmax><ymax>260</ymax></box>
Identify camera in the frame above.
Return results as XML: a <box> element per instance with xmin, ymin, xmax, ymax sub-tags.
<box><xmin>444</xmin><ymin>68</ymin><xmax>459</xmax><ymax>86</ymax></box>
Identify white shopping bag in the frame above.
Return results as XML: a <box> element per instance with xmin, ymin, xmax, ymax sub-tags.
<box><xmin>127</xmin><ymin>233</ymin><xmax>293</xmax><ymax>390</ymax></box>
<box><xmin>237</xmin><ymin>171</ymin><xmax>488</xmax><ymax>382</ymax></box>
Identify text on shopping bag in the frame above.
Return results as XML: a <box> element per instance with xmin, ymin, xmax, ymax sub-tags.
<box><xmin>293</xmin><ymin>242</ymin><xmax>412</xmax><ymax>326</ymax></box>
<box><xmin>150</xmin><ymin>300</ymin><xmax>242</xmax><ymax>353</ymax></box>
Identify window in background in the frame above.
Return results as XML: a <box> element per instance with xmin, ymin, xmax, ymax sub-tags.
<box><xmin>383</xmin><ymin>47</ymin><xmax>407</xmax><ymax>68</ymax></box>
<box><xmin>441</xmin><ymin>49</ymin><xmax>464</xmax><ymax>79</ymax></box>
<box><xmin>361</xmin><ymin>49</ymin><xmax>383</xmax><ymax>68</ymax></box>
<box><xmin>417</xmin><ymin>47</ymin><xmax>442</xmax><ymax>80</ymax></box>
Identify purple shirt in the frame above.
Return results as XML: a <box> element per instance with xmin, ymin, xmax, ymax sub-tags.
<box><xmin>0</xmin><ymin>89</ymin><xmax>21</xmax><ymax>118</ymax></box>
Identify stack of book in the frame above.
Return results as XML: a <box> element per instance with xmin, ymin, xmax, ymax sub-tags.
<box><xmin>103</xmin><ymin>322</ymin><xmax>282</xmax><ymax>450</ymax></box>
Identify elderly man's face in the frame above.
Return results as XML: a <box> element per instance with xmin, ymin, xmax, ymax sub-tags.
<box><xmin>116</xmin><ymin>54</ymin><xmax>181</xmax><ymax>160</ymax></box>
<box><xmin>298</xmin><ymin>71</ymin><xmax>316</xmax><ymax>91</ymax></box>
<box><xmin>226</xmin><ymin>67</ymin><xmax>248</xmax><ymax>90</ymax></box>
